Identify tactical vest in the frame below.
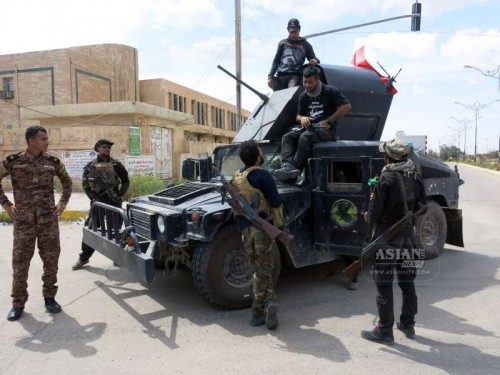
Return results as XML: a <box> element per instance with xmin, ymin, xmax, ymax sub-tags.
<box><xmin>231</xmin><ymin>166</ymin><xmax>270</xmax><ymax>217</ymax></box>
<box><xmin>88</xmin><ymin>159</ymin><xmax>118</xmax><ymax>193</ymax></box>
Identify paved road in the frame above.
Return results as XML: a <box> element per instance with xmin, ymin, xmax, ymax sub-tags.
<box><xmin>0</xmin><ymin>163</ymin><xmax>499</xmax><ymax>374</ymax></box>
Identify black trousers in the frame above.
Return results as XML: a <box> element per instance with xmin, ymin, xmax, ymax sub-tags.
<box><xmin>80</xmin><ymin>199</ymin><xmax>123</xmax><ymax>262</ymax></box>
<box><xmin>281</xmin><ymin>127</ymin><xmax>335</xmax><ymax>170</ymax></box>
<box><xmin>373</xmin><ymin>249</ymin><xmax>418</xmax><ymax>335</ymax></box>
<box><xmin>274</xmin><ymin>74</ymin><xmax>301</xmax><ymax>90</ymax></box>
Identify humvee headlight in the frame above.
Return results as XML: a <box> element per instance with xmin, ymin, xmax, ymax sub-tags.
<box><xmin>191</xmin><ymin>211</ymin><xmax>200</xmax><ymax>223</ymax></box>
<box><xmin>156</xmin><ymin>215</ymin><xmax>166</xmax><ymax>233</ymax></box>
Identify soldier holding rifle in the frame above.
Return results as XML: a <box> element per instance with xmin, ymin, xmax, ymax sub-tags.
<box><xmin>228</xmin><ymin>140</ymin><xmax>286</xmax><ymax>330</ymax></box>
<box><xmin>360</xmin><ymin>138</ymin><xmax>426</xmax><ymax>344</ymax></box>
<box><xmin>73</xmin><ymin>139</ymin><xmax>129</xmax><ymax>270</ymax></box>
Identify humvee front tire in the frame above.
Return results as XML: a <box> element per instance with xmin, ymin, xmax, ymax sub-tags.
<box><xmin>192</xmin><ymin>225</ymin><xmax>281</xmax><ymax>309</ymax></box>
<box><xmin>415</xmin><ymin>200</ymin><xmax>447</xmax><ymax>259</ymax></box>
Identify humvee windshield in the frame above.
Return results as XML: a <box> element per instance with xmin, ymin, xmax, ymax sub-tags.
<box><xmin>218</xmin><ymin>148</ymin><xmax>282</xmax><ymax>179</ymax></box>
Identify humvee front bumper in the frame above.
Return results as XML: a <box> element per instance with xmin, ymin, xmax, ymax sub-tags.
<box><xmin>81</xmin><ymin>201</ymin><xmax>156</xmax><ymax>283</ymax></box>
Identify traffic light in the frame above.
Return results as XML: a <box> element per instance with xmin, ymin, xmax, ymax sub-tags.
<box><xmin>411</xmin><ymin>2</ymin><xmax>422</xmax><ymax>32</ymax></box>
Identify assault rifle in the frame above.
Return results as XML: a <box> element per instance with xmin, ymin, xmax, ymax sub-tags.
<box><xmin>87</xmin><ymin>166</ymin><xmax>122</xmax><ymax>206</ymax></box>
<box><xmin>343</xmin><ymin>203</ymin><xmax>427</xmax><ymax>280</ymax></box>
<box><xmin>217</xmin><ymin>170</ymin><xmax>294</xmax><ymax>246</ymax></box>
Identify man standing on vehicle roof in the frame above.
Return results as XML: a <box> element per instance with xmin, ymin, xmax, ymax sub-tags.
<box><xmin>231</xmin><ymin>140</ymin><xmax>284</xmax><ymax>330</ymax></box>
<box><xmin>73</xmin><ymin>139</ymin><xmax>129</xmax><ymax>270</ymax></box>
<box><xmin>274</xmin><ymin>66</ymin><xmax>352</xmax><ymax>183</ymax></box>
<box><xmin>267</xmin><ymin>18</ymin><xmax>320</xmax><ymax>91</ymax></box>
<box><xmin>361</xmin><ymin>138</ymin><xmax>427</xmax><ymax>345</ymax></box>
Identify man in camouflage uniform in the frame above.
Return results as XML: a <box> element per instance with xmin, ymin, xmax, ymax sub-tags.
<box><xmin>73</xmin><ymin>139</ymin><xmax>129</xmax><ymax>270</ymax></box>
<box><xmin>0</xmin><ymin>126</ymin><xmax>72</xmax><ymax>321</ymax></box>
<box><xmin>231</xmin><ymin>140</ymin><xmax>283</xmax><ymax>330</ymax></box>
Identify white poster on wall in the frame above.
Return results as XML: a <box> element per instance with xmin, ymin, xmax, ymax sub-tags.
<box><xmin>125</xmin><ymin>156</ymin><xmax>156</xmax><ymax>176</ymax></box>
<box><xmin>62</xmin><ymin>150</ymin><xmax>97</xmax><ymax>179</ymax></box>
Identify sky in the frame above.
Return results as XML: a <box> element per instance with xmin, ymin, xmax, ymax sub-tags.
<box><xmin>2</xmin><ymin>0</ymin><xmax>500</xmax><ymax>154</ymax></box>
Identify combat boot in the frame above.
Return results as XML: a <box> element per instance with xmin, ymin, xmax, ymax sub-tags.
<box><xmin>264</xmin><ymin>298</ymin><xmax>279</xmax><ymax>330</ymax></box>
<box><xmin>72</xmin><ymin>258</ymin><xmax>89</xmax><ymax>270</ymax></box>
<box><xmin>397</xmin><ymin>322</ymin><xmax>415</xmax><ymax>338</ymax></box>
<box><xmin>347</xmin><ymin>275</ymin><xmax>359</xmax><ymax>290</ymax></box>
<box><xmin>361</xmin><ymin>327</ymin><xmax>394</xmax><ymax>345</ymax></box>
<box><xmin>7</xmin><ymin>307</ymin><xmax>24</xmax><ymax>321</ymax></box>
<box><xmin>274</xmin><ymin>163</ymin><xmax>300</xmax><ymax>183</ymax></box>
<box><xmin>250</xmin><ymin>313</ymin><xmax>265</xmax><ymax>327</ymax></box>
<box><xmin>44</xmin><ymin>298</ymin><xmax>62</xmax><ymax>314</ymax></box>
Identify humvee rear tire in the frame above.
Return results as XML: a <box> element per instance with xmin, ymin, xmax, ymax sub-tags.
<box><xmin>415</xmin><ymin>200</ymin><xmax>447</xmax><ymax>259</ymax></box>
<box><xmin>192</xmin><ymin>225</ymin><xmax>281</xmax><ymax>309</ymax></box>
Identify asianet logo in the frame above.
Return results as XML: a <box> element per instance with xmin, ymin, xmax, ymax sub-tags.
<box><xmin>375</xmin><ymin>248</ymin><xmax>426</xmax><ymax>268</ymax></box>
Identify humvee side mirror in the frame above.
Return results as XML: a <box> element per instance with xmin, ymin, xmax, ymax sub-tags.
<box><xmin>181</xmin><ymin>154</ymin><xmax>212</xmax><ymax>182</ymax></box>
<box><xmin>182</xmin><ymin>158</ymin><xmax>199</xmax><ymax>180</ymax></box>
<box><xmin>199</xmin><ymin>153</ymin><xmax>212</xmax><ymax>182</ymax></box>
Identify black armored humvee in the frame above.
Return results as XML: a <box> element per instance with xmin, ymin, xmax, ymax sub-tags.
<box><xmin>82</xmin><ymin>64</ymin><xmax>464</xmax><ymax>309</ymax></box>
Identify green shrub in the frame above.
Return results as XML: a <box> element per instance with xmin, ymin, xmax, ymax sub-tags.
<box><xmin>0</xmin><ymin>210</ymin><xmax>13</xmax><ymax>223</ymax></box>
<box><xmin>123</xmin><ymin>176</ymin><xmax>185</xmax><ymax>200</ymax></box>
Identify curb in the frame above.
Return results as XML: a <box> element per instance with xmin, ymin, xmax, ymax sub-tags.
<box><xmin>61</xmin><ymin>210</ymin><xmax>88</xmax><ymax>221</ymax></box>
<box><xmin>0</xmin><ymin>210</ymin><xmax>88</xmax><ymax>223</ymax></box>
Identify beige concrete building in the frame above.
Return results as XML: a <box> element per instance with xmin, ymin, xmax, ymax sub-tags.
<box><xmin>0</xmin><ymin>44</ymin><xmax>249</xmax><ymax>183</ymax></box>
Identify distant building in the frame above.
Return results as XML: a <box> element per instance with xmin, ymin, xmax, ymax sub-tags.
<box><xmin>396</xmin><ymin>131</ymin><xmax>427</xmax><ymax>154</ymax></box>
<box><xmin>0</xmin><ymin>44</ymin><xmax>249</xmax><ymax>182</ymax></box>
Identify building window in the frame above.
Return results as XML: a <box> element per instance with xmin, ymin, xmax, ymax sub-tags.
<box><xmin>1</xmin><ymin>77</ymin><xmax>15</xmax><ymax>99</ymax></box>
<box><xmin>192</xmin><ymin>101</ymin><xmax>208</xmax><ymax>125</ymax></box>
<box><xmin>169</xmin><ymin>93</ymin><xmax>186</xmax><ymax>112</ymax></box>
<box><xmin>211</xmin><ymin>106</ymin><xmax>225</xmax><ymax>129</ymax></box>
<box><xmin>2</xmin><ymin>77</ymin><xmax>14</xmax><ymax>91</ymax></box>
<box><xmin>228</xmin><ymin>112</ymin><xmax>237</xmax><ymax>131</ymax></box>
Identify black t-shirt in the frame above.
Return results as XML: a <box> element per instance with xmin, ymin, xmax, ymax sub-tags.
<box><xmin>297</xmin><ymin>84</ymin><xmax>350</xmax><ymax>123</ymax></box>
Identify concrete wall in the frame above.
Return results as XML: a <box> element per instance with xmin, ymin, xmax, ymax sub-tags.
<box><xmin>0</xmin><ymin>44</ymin><xmax>248</xmax><ymax>182</ymax></box>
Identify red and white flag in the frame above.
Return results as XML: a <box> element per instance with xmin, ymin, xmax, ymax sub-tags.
<box><xmin>351</xmin><ymin>46</ymin><xmax>397</xmax><ymax>94</ymax></box>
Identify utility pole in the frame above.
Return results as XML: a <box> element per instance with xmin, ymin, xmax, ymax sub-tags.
<box><xmin>450</xmin><ymin>116</ymin><xmax>473</xmax><ymax>156</ymax></box>
<box><xmin>454</xmin><ymin>99</ymin><xmax>500</xmax><ymax>162</ymax></box>
<box><xmin>234</xmin><ymin>0</ymin><xmax>242</xmax><ymax>131</ymax></box>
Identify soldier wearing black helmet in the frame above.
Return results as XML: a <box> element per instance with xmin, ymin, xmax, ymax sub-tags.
<box><xmin>268</xmin><ymin>18</ymin><xmax>320</xmax><ymax>91</ymax></box>
<box><xmin>361</xmin><ymin>138</ymin><xmax>427</xmax><ymax>345</ymax></box>
<box><xmin>72</xmin><ymin>139</ymin><xmax>129</xmax><ymax>270</ymax></box>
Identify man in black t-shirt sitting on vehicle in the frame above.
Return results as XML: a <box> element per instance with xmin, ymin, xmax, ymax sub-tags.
<box><xmin>274</xmin><ymin>66</ymin><xmax>352</xmax><ymax>182</ymax></box>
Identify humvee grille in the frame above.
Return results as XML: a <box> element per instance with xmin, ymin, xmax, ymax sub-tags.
<box><xmin>130</xmin><ymin>208</ymin><xmax>154</xmax><ymax>239</ymax></box>
<box><xmin>149</xmin><ymin>182</ymin><xmax>216</xmax><ymax>205</ymax></box>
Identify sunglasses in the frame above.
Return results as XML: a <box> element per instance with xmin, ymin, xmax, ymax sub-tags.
<box><xmin>288</xmin><ymin>28</ymin><xmax>299</xmax><ymax>33</ymax></box>
<box><xmin>100</xmin><ymin>145</ymin><xmax>111</xmax><ymax>149</ymax></box>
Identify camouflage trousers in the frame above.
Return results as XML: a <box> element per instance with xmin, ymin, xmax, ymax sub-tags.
<box><xmin>11</xmin><ymin>219</ymin><xmax>61</xmax><ymax>308</ymax></box>
<box><xmin>241</xmin><ymin>226</ymin><xmax>276</xmax><ymax>316</ymax></box>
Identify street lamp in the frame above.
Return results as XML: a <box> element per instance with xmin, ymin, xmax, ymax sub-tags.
<box><xmin>450</xmin><ymin>116</ymin><xmax>473</xmax><ymax>156</ymax></box>
<box><xmin>464</xmin><ymin>64</ymin><xmax>500</xmax><ymax>91</ymax></box>
<box><xmin>454</xmin><ymin>99</ymin><xmax>500</xmax><ymax>162</ymax></box>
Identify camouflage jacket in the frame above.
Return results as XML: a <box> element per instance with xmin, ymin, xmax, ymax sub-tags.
<box><xmin>0</xmin><ymin>151</ymin><xmax>72</xmax><ymax>223</ymax></box>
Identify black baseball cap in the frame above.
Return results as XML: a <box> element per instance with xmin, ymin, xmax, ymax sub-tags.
<box><xmin>94</xmin><ymin>139</ymin><xmax>114</xmax><ymax>151</ymax></box>
<box><xmin>287</xmin><ymin>18</ymin><xmax>301</xmax><ymax>31</ymax></box>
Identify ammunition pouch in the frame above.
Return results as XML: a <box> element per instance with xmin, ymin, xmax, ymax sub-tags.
<box><xmin>270</xmin><ymin>205</ymin><xmax>286</xmax><ymax>230</ymax></box>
